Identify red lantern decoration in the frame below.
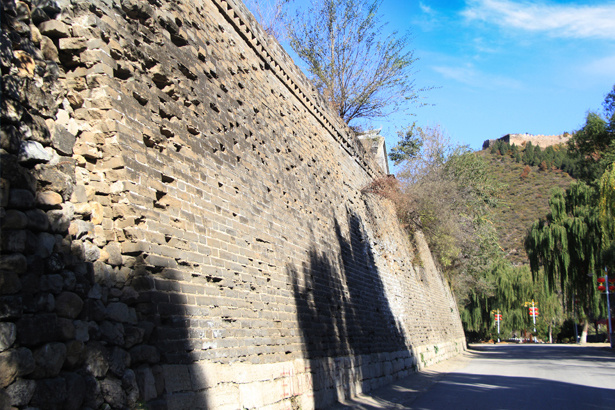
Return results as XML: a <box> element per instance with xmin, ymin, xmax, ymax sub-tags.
<box><xmin>609</xmin><ymin>278</ymin><xmax>615</xmax><ymax>284</ymax></box>
<box><xmin>598</xmin><ymin>277</ymin><xmax>606</xmax><ymax>283</ymax></box>
<box><xmin>598</xmin><ymin>285</ymin><xmax>606</xmax><ymax>292</ymax></box>
<box><xmin>610</xmin><ymin>285</ymin><xmax>615</xmax><ymax>292</ymax></box>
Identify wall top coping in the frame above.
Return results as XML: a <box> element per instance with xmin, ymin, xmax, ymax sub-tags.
<box><xmin>213</xmin><ymin>0</ymin><xmax>382</xmax><ymax>179</ymax></box>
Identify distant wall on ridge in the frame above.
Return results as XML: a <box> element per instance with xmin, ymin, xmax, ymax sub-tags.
<box><xmin>483</xmin><ymin>133</ymin><xmax>571</xmax><ymax>150</ymax></box>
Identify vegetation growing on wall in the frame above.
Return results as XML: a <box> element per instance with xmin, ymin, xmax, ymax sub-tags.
<box><xmin>285</xmin><ymin>0</ymin><xmax>425</xmax><ymax>124</ymax></box>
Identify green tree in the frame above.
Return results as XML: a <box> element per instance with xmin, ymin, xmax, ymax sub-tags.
<box><xmin>390</xmin><ymin>125</ymin><xmax>504</xmax><ymax>310</ymax></box>
<box><xmin>523</xmin><ymin>142</ymin><xmax>536</xmax><ymax>165</ymax></box>
<box><xmin>525</xmin><ymin>183</ymin><xmax>602</xmax><ymax>342</ymax></box>
<box><xmin>388</xmin><ymin>123</ymin><xmax>423</xmax><ymax>165</ymax></box>
<box><xmin>599</xmin><ymin>163</ymin><xmax>615</xmax><ymax>247</ymax></box>
<box><xmin>287</xmin><ymin>0</ymin><xmax>422</xmax><ymax>124</ymax></box>
<box><xmin>568</xmin><ymin>85</ymin><xmax>615</xmax><ymax>184</ymax></box>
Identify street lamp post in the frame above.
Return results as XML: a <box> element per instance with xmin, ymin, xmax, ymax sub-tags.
<box><xmin>524</xmin><ymin>300</ymin><xmax>539</xmax><ymax>343</ymax></box>
<box><xmin>492</xmin><ymin>310</ymin><xmax>502</xmax><ymax>343</ymax></box>
<box><xmin>597</xmin><ymin>268</ymin><xmax>614</xmax><ymax>348</ymax></box>
<box><xmin>573</xmin><ymin>296</ymin><xmax>579</xmax><ymax>344</ymax></box>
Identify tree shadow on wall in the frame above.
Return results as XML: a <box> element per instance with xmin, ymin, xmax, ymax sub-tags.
<box><xmin>288</xmin><ymin>211</ymin><xmax>410</xmax><ymax>408</ymax></box>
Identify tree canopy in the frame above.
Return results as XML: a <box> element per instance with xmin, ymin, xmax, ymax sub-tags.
<box><xmin>567</xmin><ymin>85</ymin><xmax>615</xmax><ymax>183</ymax></box>
<box><xmin>387</xmin><ymin>125</ymin><xmax>504</xmax><ymax>312</ymax></box>
<box><xmin>287</xmin><ymin>0</ymin><xmax>422</xmax><ymax>124</ymax></box>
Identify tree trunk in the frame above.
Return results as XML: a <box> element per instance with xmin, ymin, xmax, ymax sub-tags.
<box><xmin>580</xmin><ymin>321</ymin><xmax>589</xmax><ymax>344</ymax></box>
<box><xmin>548</xmin><ymin>322</ymin><xmax>553</xmax><ymax>344</ymax></box>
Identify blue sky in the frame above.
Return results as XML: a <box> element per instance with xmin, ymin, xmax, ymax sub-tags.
<box><xmin>379</xmin><ymin>0</ymin><xmax>615</xmax><ymax>154</ymax></box>
<box><xmin>246</xmin><ymin>0</ymin><xmax>615</xmax><ymax>170</ymax></box>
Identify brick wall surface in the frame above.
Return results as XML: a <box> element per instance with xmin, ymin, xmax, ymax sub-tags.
<box><xmin>0</xmin><ymin>0</ymin><xmax>465</xmax><ymax>408</ymax></box>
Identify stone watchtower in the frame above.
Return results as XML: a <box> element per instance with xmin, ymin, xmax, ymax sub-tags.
<box><xmin>357</xmin><ymin>129</ymin><xmax>391</xmax><ymax>175</ymax></box>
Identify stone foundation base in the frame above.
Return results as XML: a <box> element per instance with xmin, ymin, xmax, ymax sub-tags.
<box><xmin>160</xmin><ymin>338</ymin><xmax>467</xmax><ymax>410</ymax></box>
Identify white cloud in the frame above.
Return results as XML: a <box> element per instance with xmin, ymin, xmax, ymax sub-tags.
<box><xmin>419</xmin><ymin>2</ymin><xmax>434</xmax><ymax>15</ymax></box>
<box><xmin>463</xmin><ymin>0</ymin><xmax>615</xmax><ymax>39</ymax></box>
<box><xmin>582</xmin><ymin>55</ymin><xmax>615</xmax><ymax>77</ymax></box>
<box><xmin>432</xmin><ymin>64</ymin><xmax>524</xmax><ymax>89</ymax></box>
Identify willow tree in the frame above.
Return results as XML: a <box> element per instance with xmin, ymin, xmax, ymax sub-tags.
<box><xmin>460</xmin><ymin>262</ymin><xmax>562</xmax><ymax>341</ymax></box>
<box><xmin>525</xmin><ymin>182</ymin><xmax>602</xmax><ymax>342</ymax></box>
<box><xmin>599</xmin><ymin>163</ymin><xmax>615</xmax><ymax>247</ymax></box>
<box><xmin>287</xmin><ymin>0</ymin><xmax>422</xmax><ymax>124</ymax></box>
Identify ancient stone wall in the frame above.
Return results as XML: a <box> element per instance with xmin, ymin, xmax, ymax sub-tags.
<box><xmin>483</xmin><ymin>133</ymin><xmax>571</xmax><ymax>150</ymax></box>
<box><xmin>0</xmin><ymin>0</ymin><xmax>465</xmax><ymax>409</ymax></box>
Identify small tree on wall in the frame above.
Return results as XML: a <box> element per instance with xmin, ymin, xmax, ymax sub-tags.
<box><xmin>286</xmin><ymin>0</ymin><xmax>424</xmax><ymax>124</ymax></box>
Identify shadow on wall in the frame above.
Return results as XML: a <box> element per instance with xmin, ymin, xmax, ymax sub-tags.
<box><xmin>288</xmin><ymin>210</ymin><xmax>409</xmax><ymax>408</ymax></box>
<box><xmin>0</xmin><ymin>4</ymin><xmax>206</xmax><ymax>409</ymax></box>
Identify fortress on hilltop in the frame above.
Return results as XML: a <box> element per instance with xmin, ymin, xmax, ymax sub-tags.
<box><xmin>483</xmin><ymin>133</ymin><xmax>571</xmax><ymax>150</ymax></box>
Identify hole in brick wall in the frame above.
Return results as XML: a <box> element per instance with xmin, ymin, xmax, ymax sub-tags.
<box><xmin>198</xmin><ymin>52</ymin><xmax>206</xmax><ymax>62</ymax></box>
<box><xmin>236</xmin><ymin>156</ymin><xmax>241</xmax><ymax>163</ymax></box>
<box><xmin>159</xmin><ymin>107</ymin><xmax>173</xmax><ymax>119</ymax></box>
<box><xmin>154</xmin><ymin>190</ymin><xmax>167</xmax><ymax>209</ymax></box>
<box><xmin>161</xmin><ymin>174</ymin><xmax>175</xmax><ymax>184</ymax></box>
<box><xmin>186</xmin><ymin>124</ymin><xmax>200</xmax><ymax>135</ymax></box>
<box><xmin>178</xmin><ymin>64</ymin><xmax>197</xmax><ymax>80</ymax></box>
<box><xmin>165</xmin><ymin>234</ymin><xmax>172</xmax><ymax>243</ymax></box>
<box><xmin>133</xmin><ymin>91</ymin><xmax>148</xmax><ymax>106</ymax></box>
<box><xmin>160</xmin><ymin>125</ymin><xmax>174</xmax><ymax>138</ymax></box>
<box><xmin>173</xmin><ymin>143</ymin><xmax>182</xmax><ymax>152</ymax></box>
<box><xmin>143</xmin><ymin>135</ymin><xmax>155</xmax><ymax>148</ymax></box>
<box><xmin>114</xmin><ymin>66</ymin><xmax>132</xmax><ymax>80</ymax></box>
<box><xmin>220</xmin><ymin>84</ymin><xmax>228</xmax><ymax>93</ymax></box>
<box><xmin>171</xmin><ymin>34</ymin><xmax>189</xmax><ymax>47</ymax></box>
<box><xmin>210</xmin><ymin>102</ymin><xmax>220</xmax><ymax>113</ymax></box>
<box><xmin>218</xmin><ymin>182</ymin><xmax>223</xmax><ymax>188</ymax></box>
<box><xmin>219</xmin><ymin>143</ymin><xmax>225</xmax><ymax>152</ymax></box>
<box><xmin>206</xmin><ymin>276</ymin><xmax>223</xmax><ymax>284</ymax></box>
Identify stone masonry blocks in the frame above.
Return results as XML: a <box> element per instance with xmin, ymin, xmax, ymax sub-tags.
<box><xmin>0</xmin><ymin>0</ymin><xmax>465</xmax><ymax>408</ymax></box>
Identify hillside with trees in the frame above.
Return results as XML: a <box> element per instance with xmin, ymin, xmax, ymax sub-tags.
<box><xmin>384</xmin><ymin>85</ymin><xmax>615</xmax><ymax>342</ymax></box>
<box><xmin>478</xmin><ymin>144</ymin><xmax>575</xmax><ymax>265</ymax></box>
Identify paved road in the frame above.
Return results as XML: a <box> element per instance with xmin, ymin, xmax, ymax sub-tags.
<box><xmin>332</xmin><ymin>344</ymin><xmax>615</xmax><ymax>409</ymax></box>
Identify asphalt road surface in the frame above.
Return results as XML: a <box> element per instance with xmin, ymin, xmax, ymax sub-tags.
<box><xmin>332</xmin><ymin>344</ymin><xmax>615</xmax><ymax>410</ymax></box>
